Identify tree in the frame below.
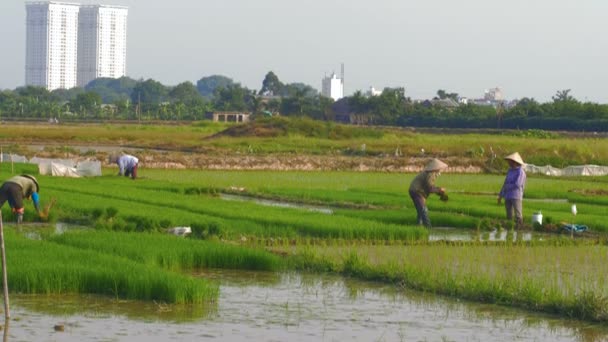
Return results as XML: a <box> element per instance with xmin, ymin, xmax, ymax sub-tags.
<box><xmin>70</xmin><ymin>91</ymin><xmax>102</xmax><ymax>117</ymax></box>
<box><xmin>196</xmin><ymin>75</ymin><xmax>235</xmax><ymax>98</ymax></box>
<box><xmin>131</xmin><ymin>79</ymin><xmax>168</xmax><ymax>105</ymax></box>
<box><xmin>436</xmin><ymin>89</ymin><xmax>459</xmax><ymax>101</ymax></box>
<box><xmin>214</xmin><ymin>84</ymin><xmax>249</xmax><ymax>111</ymax></box>
<box><xmin>552</xmin><ymin>89</ymin><xmax>576</xmax><ymax>103</ymax></box>
<box><xmin>259</xmin><ymin>71</ymin><xmax>284</xmax><ymax>96</ymax></box>
<box><xmin>85</xmin><ymin>77</ymin><xmax>137</xmax><ymax>103</ymax></box>
<box><xmin>169</xmin><ymin>81</ymin><xmax>201</xmax><ymax>104</ymax></box>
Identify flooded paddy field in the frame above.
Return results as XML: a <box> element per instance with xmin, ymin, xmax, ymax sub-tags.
<box><xmin>4</xmin><ymin>270</ymin><xmax>607</xmax><ymax>342</ymax></box>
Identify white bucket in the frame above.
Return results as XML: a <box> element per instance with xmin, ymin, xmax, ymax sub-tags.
<box><xmin>531</xmin><ymin>212</ymin><xmax>543</xmax><ymax>225</ymax></box>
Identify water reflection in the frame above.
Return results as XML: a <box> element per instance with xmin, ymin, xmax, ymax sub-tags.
<box><xmin>429</xmin><ymin>227</ymin><xmax>537</xmax><ymax>242</ymax></box>
<box><xmin>3</xmin><ymin>270</ymin><xmax>607</xmax><ymax>341</ymax></box>
<box><xmin>220</xmin><ymin>193</ymin><xmax>334</xmax><ymax>214</ymax></box>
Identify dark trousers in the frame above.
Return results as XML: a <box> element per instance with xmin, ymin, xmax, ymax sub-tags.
<box><xmin>124</xmin><ymin>164</ymin><xmax>138</xmax><ymax>179</ymax></box>
<box><xmin>409</xmin><ymin>190</ymin><xmax>431</xmax><ymax>228</ymax></box>
<box><xmin>0</xmin><ymin>182</ymin><xmax>23</xmax><ymax>209</ymax></box>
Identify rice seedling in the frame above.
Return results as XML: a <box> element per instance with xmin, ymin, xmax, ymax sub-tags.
<box><xmin>287</xmin><ymin>243</ymin><xmax>608</xmax><ymax>321</ymax></box>
<box><xmin>4</xmin><ymin>230</ymin><xmax>218</xmax><ymax>303</ymax></box>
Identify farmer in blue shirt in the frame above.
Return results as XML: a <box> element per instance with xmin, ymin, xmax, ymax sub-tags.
<box><xmin>498</xmin><ymin>152</ymin><xmax>527</xmax><ymax>228</ymax></box>
<box><xmin>0</xmin><ymin>174</ymin><xmax>41</xmax><ymax>224</ymax></box>
<box><xmin>111</xmin><ymin>153</ymin><xmax>139</xmax><ymax>179</ymax></box>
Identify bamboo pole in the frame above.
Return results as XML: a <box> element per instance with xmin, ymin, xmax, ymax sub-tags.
<box><xmin>0</xmin><ymin>211</ymin><xmax>9</xmax><ymax>321</ymax></box>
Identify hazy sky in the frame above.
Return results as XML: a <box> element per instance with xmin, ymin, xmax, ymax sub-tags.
<box><xmin>1</xmin><ymin>0</ymin><xmax>607</xmax><ymax>102</ymax></box>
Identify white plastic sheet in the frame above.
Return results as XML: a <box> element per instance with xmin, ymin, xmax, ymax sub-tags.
<box><xmin>525</xmin><ymin>164</ymin><xmax>608</xmax><ymax>177</ymax></box>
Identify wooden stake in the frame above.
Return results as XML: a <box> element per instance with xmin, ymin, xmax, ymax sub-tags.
<box><xmin>0</xmin><ymin>211</ymin><xmax>9</xmax><ymax>321</ymax></box>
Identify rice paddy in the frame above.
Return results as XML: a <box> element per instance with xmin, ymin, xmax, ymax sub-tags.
<box><xmin>2</xmin><ymin>126</ymin><xmax>608</xmax><ymax>327</ymax></box>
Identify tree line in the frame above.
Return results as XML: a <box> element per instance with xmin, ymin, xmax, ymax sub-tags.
<box><xmin>1</xmin><ymin>72</ymin><xmax>607</xmax><ymax>131</ymax></box>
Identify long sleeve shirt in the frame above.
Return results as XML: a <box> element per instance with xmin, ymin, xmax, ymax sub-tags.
<box><xmin>409</xmin><ymin>171</ymin><xmax>440</xmax><ymax>198</ymax></box>
<box><xmin>499</xmin><ymin>166</ymin><xmax>526</xmax><ymax>200</ymax></box>
<box><xmin>117</xmin><ymin>155</ymin><xmax>139</xmax><ymax>175</ymax></box>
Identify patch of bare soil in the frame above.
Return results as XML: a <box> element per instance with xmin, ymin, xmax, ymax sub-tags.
<box><xmin>20</xmin><ymin>144</ymin><xmax>484</xmax><ymax>172</ymax></box>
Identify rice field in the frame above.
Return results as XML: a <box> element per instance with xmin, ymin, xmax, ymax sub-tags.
<box><xmin>1</xmin><ymin>161</ymin><xmax>608</xmax><ymax>321</ymax></box>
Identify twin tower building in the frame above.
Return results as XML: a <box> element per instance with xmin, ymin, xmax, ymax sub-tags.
<box><xmin>25</xmin><ymin>1</ymin><xmax>128</xmax><ymax>90</ymax></box>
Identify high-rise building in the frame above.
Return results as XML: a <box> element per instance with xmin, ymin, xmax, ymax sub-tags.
<box><xmin>25</xmin><ymin>1</ymin><xmax>80</xmax><ymax>90</ymax></box>
<box><xmin>321</xmin><ymin>73</ymin><xmax>344</xmax><ymax>101</ymax></box>
<box><xmin>77</xmin><ymin>4</ymin><xmax>128</xmax><ymax>87</ymax></box>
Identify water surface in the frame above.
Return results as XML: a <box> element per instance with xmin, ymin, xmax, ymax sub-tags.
<box><xmin>3</xmin><ymin>270</ymin><xmax>607</xmax><ymax>342</ymax></box>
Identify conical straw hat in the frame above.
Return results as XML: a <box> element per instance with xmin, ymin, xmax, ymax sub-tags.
<box><xmin>504</xmin><ymin>152</ymin><xmax>524</xmax><ymax>165</ymax></box>
<box><xmin>424</xmin><ymin>158</ymin><xmax>448</xmax><ymax>172</ymax></box>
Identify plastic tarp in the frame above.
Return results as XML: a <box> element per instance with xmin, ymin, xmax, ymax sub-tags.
<box><xmin>525</xmin><ymin>164</ymin><xmax>608</xmax><ymax>177</ymax></box>
<box><xmin>33</xmin><ymin>158</ymin><xmax>101</xmax><ymax>177</ymax></box>
<box><xmin>39</xmin><ymin>162</ymin><xmax>80</xmax><ymax>177</ymax></box>
<box><xmin>0</xmin><ymin>153</ymin><xmax>28</xmax><ymax>163</ymax></box>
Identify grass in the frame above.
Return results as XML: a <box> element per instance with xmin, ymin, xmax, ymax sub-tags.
<box><xmin>3</xmin><ymin>119</ymin><xmax>608</xmax><ymax>166</ymax></box>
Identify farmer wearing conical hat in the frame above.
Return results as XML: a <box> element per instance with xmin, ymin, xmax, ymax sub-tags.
<box><xmin>0</xmin><ymin>174</ymin><xmax>41</xmax><ymax>224</ymax></box>
<box><xmin>408</xmin><ymin>158</ymin><xmax>448</xmax><ymax>228</ymax></box>
<box><xmin>498</xmin><ymin>152</ymin><xmax>527</xmax><ymax>228</ymax></box>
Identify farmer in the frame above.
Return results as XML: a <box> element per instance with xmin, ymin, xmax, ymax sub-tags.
<box><xmin>498</xmin><ymin>152</ymin><xmax>527</xmax><ymax>228</ymax></box>
<box><xmin>409</xmin><ymin>158</ymin><xmax>448</xmax><ymax>228</ymax></box>
<box><xmin>0</xmin><ymin>174</ymin><xmax>41</xmax><ymax>224</ymax></box>
<box><xmin>111</xmin><ymin>153</ymin><xmax>139</xmax><ymax>179</ymax></box>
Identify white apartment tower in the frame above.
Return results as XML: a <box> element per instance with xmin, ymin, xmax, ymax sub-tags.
<box><xmin>321</xmin><ymin>73</ymin><xmax>344</xmax><ymax>101</ymax></box>
<box><xmin>77</xmin><ymin>4</ymin><xmax>128</xmax><ymax>87</ymax></box>
<box><xmin>25</xmin><ymin>1</ymin><xmax>80</xmax><ymax>90</ymax></box>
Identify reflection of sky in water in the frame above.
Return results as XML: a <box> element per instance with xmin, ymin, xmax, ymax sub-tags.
<box><xmin>7</xmin><ymin>270</ymin><xmax>607</xmax><ymax>342</ymax></box>
<box><xmin>429</xmin><ymin>227</ymin><xmax>535</xmax><ymax>242</ymax></box>
<box><xmin>220</xmin><ymin>193</ymin><xmax>334</xmax><ymax>214</ymax></box>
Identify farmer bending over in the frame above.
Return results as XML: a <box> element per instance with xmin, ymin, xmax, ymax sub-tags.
<box><xmin>0</xmin><ymin>174</ymin><xmax>41</xmax><ymax>224</ymax></box>
<box><xmin>112</xmin><ymin>153</ymin><xmax>139</xmax><ymax>179</ymax></box>
<box><xmin>408</xmin><ymin>158</ymin><xmax>448</xmax><ymax>228</ymax></box>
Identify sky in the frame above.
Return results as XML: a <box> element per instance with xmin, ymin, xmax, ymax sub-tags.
<box><xmin>1</xmin><ymin>0</ymin><xmax>607</xmax><ymax>102</ymax></box>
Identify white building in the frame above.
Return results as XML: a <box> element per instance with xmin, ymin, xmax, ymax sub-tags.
<box><xmin>484</xmin><ymin>87</ymin><xmax>504</xmax><ymax>101</ymax></box>
<box><xmin>321</xmin><ymin>73</ymin><xmax>344</xmax><ymax>101</ymax></box>
<box><xmin>366</xmin><ymin>86</ymin><xmax>382</xmax><ymax>97</ymax></box>
<box><xmin>77</xmin><ymin>4</ymin><xmax>128</xmax><ymax>87</ymax></box>
<box><xmin>25</xmin><ymin>1</ymin><xmax>80</xmax><ymax>90</ymax></box>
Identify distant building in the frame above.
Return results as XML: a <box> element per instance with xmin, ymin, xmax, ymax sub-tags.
<box><xmin>424</xmin><ymin>98</ymin><xmax>460</xmax><ymax>109</ymax></box>
<box><xmin>206</xmin><ymin>111</ymin><xmax>251</xmax><ymax>123</ymax></box>
<box><xmin>25</xmin><ymin>1</ymin><xmax>128</xmax><ymax>90</ymax></box>
<box><xmin>26</xmin><ymin>1</ymin><xmax>80</xmax><ymax>90</ymax></box>
<box><xmin>321</xmin><ymin>73</ymin><xmax>344</xmax><ymax>101</ymax></box>
<box><xmin>484</xmin><ymin>87</ymin><xmax>504</xmax><ymax>101</ymax></box>
<box><xmin>366</xmin><ymin>86</ymin><xmax>382</xmax><ymax>97</ymax></box>
<box><xmin>77</xmin><ymin>4</ymin><xmax>128</xmax><ymax>87</ymax></box>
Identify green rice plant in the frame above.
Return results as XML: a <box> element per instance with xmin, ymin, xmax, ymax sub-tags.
<box><xmin>48</xmin><ymin>230</ymin><xmax>284</xmax><ymax>272</ymax></box>
<box><xmin>287</xmin><ymin>243</ymin><xmax>608</xmax><ymax>322</ymax></box>
<box><xmin>5</xmin><ymin>230</ymin><xmax>218</xmax><ymax>303</ymax></box>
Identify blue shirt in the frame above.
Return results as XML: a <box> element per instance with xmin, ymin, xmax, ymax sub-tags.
<box><xmin>499</xmin><ymin>166</ymin><xmax>526</xmax><ymax>200</ymax></box>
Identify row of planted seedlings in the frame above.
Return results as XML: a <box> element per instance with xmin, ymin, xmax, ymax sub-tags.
<box><xmin>38</xmin><ymin>174</ymin><xmax>427</xmax><ymax>243</ymax></box>
<box><xmin>3</xmin><ymin>224</ymin><xmax>284</xmax><ymax>304</ymax></box>
<box><xmin>286</xmin><ymin>239</ymin><xmax>608</xmax><ymax>322</ymax></box>
<box><xmin>141</xmin><ymin>169</ymin><xmax>608</xmax><ymax>233</ymax></box>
